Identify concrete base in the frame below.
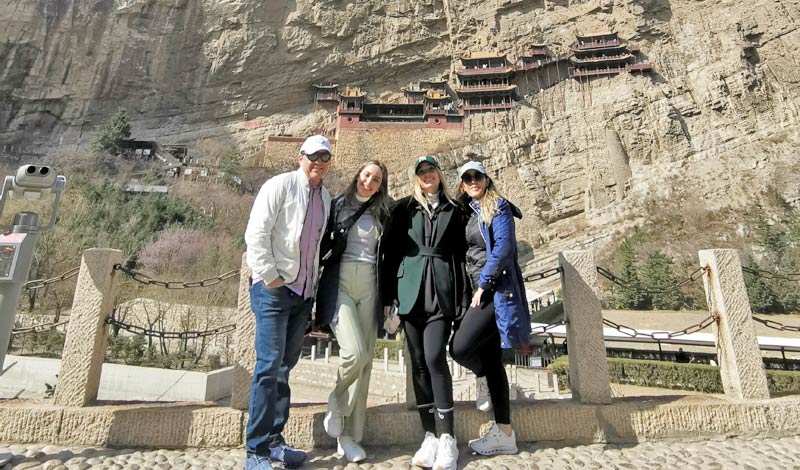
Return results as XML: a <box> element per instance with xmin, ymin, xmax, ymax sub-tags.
<box><xmin>1</xmin><ymin>355</ymin><xmax>232</xmax><ymax>402</ymax></box>
<box><xmin>2</xmin><ymin>395</ymin><xmax>799</xmax><ymax>449</ymax></box>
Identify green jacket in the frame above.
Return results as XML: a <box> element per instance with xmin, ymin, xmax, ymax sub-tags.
<box><xmin>383</xmin><ymin>196</ymin><xmax>470</xmax><ymax>319</ymax></box>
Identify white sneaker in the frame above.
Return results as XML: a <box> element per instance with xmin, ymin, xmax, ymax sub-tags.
<box><xmin>476</xmin><ymin>376</ymin><xmax>492</xmax><ymax>412</ymax></box>
<box><xmin>468</xmin><ymin>421</ymin><xmax>518</xmax><ymax>456</ymax></box>
<box><xmin>411</xmin><ymin>431</ymin><xmax>438</xmax><ymax>468</ymax></box>
<box><xmin>337</xmin><ymin>435</ymin><xmax>366</xmax><ymax>463</ymax></box>
<box><xmin>432</xmin><ymin>433</ymin><xmax>458</xmax><ymax>470</ymax></box>
<box><xmin>323</xmin><ymin>394</ymin><xmax>343</xmax><ymax>438</ymax></box>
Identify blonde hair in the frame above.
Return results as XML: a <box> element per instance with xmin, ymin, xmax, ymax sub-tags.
<box><xmin>459</xmin><ymin>176</ymin><xmax>502</xmax><ymax>226</ymax></box>
<box><xmin>409</xmin><ymin>165</ymin><xmax>453</xmax><ymax>215</ymax></box>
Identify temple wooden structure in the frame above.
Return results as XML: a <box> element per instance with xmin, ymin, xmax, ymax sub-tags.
<box><xmin>312</xmin><ymin>84</ymin><xmax>339</xmax><ymax>110</ymax></box>
<box><xmin>569</xmin><ymin>32</ymin><xmax>652</xmax><ymax>79</ymax></box>
<box><xmin>456</xmin><ymin>52</ymin><xmax>517</xmax><ymax>112</ymax></box>
<box><xmin>334</xmin><ymin>84</ymin><xmax>462</xmax><ymax>130</ymax></box>
<box><xmin>517</xmin><ymin>44</ymin><xmax>558</xmax><ymax>71</ymax></box>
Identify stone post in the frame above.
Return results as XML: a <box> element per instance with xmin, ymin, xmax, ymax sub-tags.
<box><xmin>558</xmin><ymin>250</ymin><xmax>612</xmax><ymax>404</ymax></box>
<box><xmin>699</xmin><ymin>249</ymin><xmax>770</xmax><ymax>399</ymax></box>
<box><xmin>54</xmin><ymin>248</ymin><xmax>122</xmax><ymax>407</ymax></box>
<box><xmin>231</xmin><ymin>253</ymin><xmax>256</xmax><ymax>410</ymax></box>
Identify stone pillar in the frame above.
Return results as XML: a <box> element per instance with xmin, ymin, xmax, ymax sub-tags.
<box><xmin>231</xmin><ymin>253</ymin><xmax>256</xmax><ymax>410</ymax></box>
<box><xmin>54</xmin><ymin>249</ymin><xmax>122</xmax><ymax>407</ymax></box>
<box><xmin>558</xmin><ymin>250</ymin><xmax>612</xmax><ymax>404</ymax></box>
<box><xmin>699</xmin><ymin>249</ymin><xmax>770</xmax><ymax>399</ymax></box>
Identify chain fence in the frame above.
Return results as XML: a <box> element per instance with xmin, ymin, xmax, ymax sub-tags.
<box><xmin>752</xmin><ymin>316</ymin><xmax>800</xmax><ymax>334</ymax></box>
<box><xmin>741</xmin><ymin>266</ymin><xmax>800</xmax><ymax>282</ymax></box>
<box><xmin>523</xmin><ymin>266</ymin><xmax>563</xmax><ymax>283</ymax></box>
<box><xmin>530</xmin><ymin>320</ymin><xmax>566</xmax><ymax>335</ymax></box>
<box><xmin>10</xmin><ymin>320</ymin><xmax>69</xmax><ymax>337</ymax></box>
<box><xmin>23</xmin><ymin>266</ymin><xmax>80</xmax><ymax>291</ymax></box>
<box><xmin>113</xmin><ymin>265</ymin><xmax>240</xmax><ymax>289</ymax></box>
<box><xmin>105</xmin><ymin>314</ymin><xmax>236</xmax><ymax>340</ymax></box>
<box><xmin>601</xmin><ymin>313</ymin><xmax>718</xmax><ymax>341</ymax></box>
<box><xmin>596</xmin><ymin>265</ymin><xmax>708</xmax><ymax>294</ymax></box>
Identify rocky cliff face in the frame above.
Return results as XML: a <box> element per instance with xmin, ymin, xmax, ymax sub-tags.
<box><xmin>3</xmin><ymin>0</ymin><xmax>800</xmax><ymax>279</ymax></box>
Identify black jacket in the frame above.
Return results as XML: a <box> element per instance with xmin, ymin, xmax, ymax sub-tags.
<box><xmin>382</xmin><ymin>195</ymin><xmax>471</xmax><ymax>319</ymax></box>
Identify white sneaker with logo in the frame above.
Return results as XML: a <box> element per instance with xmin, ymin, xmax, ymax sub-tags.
<box><xmin>337</xmin><ymin>435</ymin><xmax>367</xmax><ymax>463</ymax></box>
<box><xmin>468</xmin><ymin>422</ymin><xmax>518</xmax><ymax>456</ymax></box>
<box><xmin>475</xmin><ymin>376</ymin><xmax>492</xmax><ymax>412</ymax></box>
<box><xmin>433</xmin><ymin>433</ymin><xmax>458</xmax><ymax>470</ymax></box>
<box><xmin>411</xmin><ymin>432</ymin><xmax>439</xmax><ymax>468</ymax></box>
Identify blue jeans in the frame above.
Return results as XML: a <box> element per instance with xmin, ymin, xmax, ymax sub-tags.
<box><xmin>246</xmin><ymin>283</ymin><xmax>312</xmax><ymax>455</ymax></box>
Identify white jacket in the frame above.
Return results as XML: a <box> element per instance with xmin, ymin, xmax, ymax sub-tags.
<box><xmin>244</xmin><ymin>167</ymin><xmax>332</xmax><ymax>289</ymax></box>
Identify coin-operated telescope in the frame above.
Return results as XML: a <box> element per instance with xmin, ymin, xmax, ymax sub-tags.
<box><xmin>0</xmin><ymin>165</ymin><xmax>66</xmax><ymax>373</ymax></box>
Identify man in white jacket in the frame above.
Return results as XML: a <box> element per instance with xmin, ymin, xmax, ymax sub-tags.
<box><xmin>243</xmin><ymin>135</ymin><xmax>333</xmax><ymax>470</ymax></box>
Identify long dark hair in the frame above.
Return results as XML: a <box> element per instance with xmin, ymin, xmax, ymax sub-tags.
<box><xmin>344</xmin><ymin>160</ymin><xmax>391</xmax><ymax>229</ymax></box>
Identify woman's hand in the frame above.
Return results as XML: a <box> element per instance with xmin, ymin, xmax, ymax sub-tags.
<box><xmin>266</xmin><ymin>277</ymin><xmax>285</xmax><ymax>288</ymax></box>
<box><xmin>471</xmin><ymin>287</ymin><xmax>484</xmax><ymax>308</ymax></box>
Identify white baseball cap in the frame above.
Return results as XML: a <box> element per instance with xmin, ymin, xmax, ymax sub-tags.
<box><xmin>458</xmin><ymin>160</ymin><xmax>487</xmax><ymax>178</ymax></box>
<box><xmin>299</xmin><ymin>135</ymin><xmax>332</xmax><ymax>156</ymax></box>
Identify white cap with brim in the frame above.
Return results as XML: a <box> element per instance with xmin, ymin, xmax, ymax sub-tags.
<box><xmin>458</xmin><ymin>160</ymin><xmax>486</xmax><ymax>178</ymax></box>
<box><xmin>299</xmin><ymin>135</ymin><xmax>332</xmax><ymax>156</ymax></box>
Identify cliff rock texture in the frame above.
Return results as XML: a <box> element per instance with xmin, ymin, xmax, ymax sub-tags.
<box><xmin>3</xmin><ymin>0</ymin><xmax>800</xmax><ymax>277</ymax></box>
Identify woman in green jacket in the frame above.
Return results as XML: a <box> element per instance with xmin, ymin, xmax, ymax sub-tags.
<box><xmin>383</xmin><ymin>155</ymin><xmax>470</xmax><ymax>470</ymax></box>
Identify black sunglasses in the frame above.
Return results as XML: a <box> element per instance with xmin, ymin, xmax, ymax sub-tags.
<box><xmin>416</xmin><ymin>166</ymin><xmax>438</xmax><ymax>177</ymax></box>
<box><xmin>303</xmin><ymin>151</ymin><xmax>332</xmax><ymax>162</ymax></box>
<box><xmin>461</xmin><ymin>172</ymin><xmax>486</xmax><ymax>184</ymax></box>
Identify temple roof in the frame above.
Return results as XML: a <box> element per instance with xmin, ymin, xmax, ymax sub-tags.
<box><xmin>339</xmin><ymin>87</ymin><xmax>366</xmax><ymax>98</ymax></box>
<box><xmin>425</xmin><ymin>90</ymin><xmax>450</xmax><ymax>100</ymax></box>
<box><xmin>461</xmin><ymin>51</ymin><xmax>507</xmax><ymax>60</ymax></box>
<box><xmin>575</xmin><ymin>31</ymin><xmax>620</xmax><ymax>41</ymax></box>
<box><xmin>402</xmin><ymin>84</ymin><xmax>427</xmax><ymax>93</ymax></box>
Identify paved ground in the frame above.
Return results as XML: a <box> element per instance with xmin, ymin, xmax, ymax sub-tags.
<box><xmin>2</xmin><ymin>435</ymin><xmax>800</xmax><ymax>470</ymax></box>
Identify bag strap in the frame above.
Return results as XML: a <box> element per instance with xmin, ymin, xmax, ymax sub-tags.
<box><xmin>336</xmin><ymin>196</ymin><xmax>375</xmax><ymax>232</ymax></box>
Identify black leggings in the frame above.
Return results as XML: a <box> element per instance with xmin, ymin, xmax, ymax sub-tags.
<box><xmin>450</xmin><ymin>297</ymin><xmax>511</xmax><ymax>425</ymax></box>
<box><xmin>404</xmin><ymin>313</ymin><xmax>454</xmax><ymax>436</ymax></box>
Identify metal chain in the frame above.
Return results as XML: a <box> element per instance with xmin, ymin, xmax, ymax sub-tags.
<box><xmin>23</xmin><ymin>267</ymin><xmax>80</xmax><ymax>291</ymax></box>
<box><xmin>106</xmin><ymin>315</ymin><xmax>236</xmax><ymax>340</ymax></box>
<box><xmin>596</xmin><ymin>265</ymin><xmax>708</xmax><ymax>294</ymax></box>
<box><xmin>11</xmin><ymin>320</ymin><xmax>70</xmax><ymax>337</ymax></box>
<box><xmin>601</xmin><ymin>314</ymin><xmax>718</xmax><ymax>340</ymax></box>
<box><xmin>530</xmin><ymin>321</ymin><xmax>566</xmax><ymax>334</ymax></box>
<box><xmin>113</xmin><ymin>265</ymin><xmax>240</xmax><ymax>289</ymax></box>
<box><xmin>523</xmin><ymin>267</ymin><xmax>563</xmax><ymax>283</ymax></box>
<box><xmin>752</xmin><ymin>316</ymin><xmax>800</xmax><ymax>333</ymax></box>
<box><xmin>742</xmin><ymin>266</ymin><xmax>800</xmax><ymax>282</ymax></box>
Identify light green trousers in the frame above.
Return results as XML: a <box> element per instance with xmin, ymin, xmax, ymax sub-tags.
<box><xmin>330</xmin><ymin>261</ymin><xmax>379</xmax><ymax>443</ymax></box>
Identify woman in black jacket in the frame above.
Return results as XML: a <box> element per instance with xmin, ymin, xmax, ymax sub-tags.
<box><xmin>382</xmin><ymin>155</ymin><xmax>470</xmax><ymax>470</ymax></box>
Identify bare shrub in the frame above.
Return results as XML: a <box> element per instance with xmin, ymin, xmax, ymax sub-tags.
<box><xmin>138</xmin><ymin>228</ymin><xmax>229</xmax><ymax>274</ymax></box>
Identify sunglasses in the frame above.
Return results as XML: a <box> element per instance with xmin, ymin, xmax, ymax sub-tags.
<box><xmin>416</xmin><ymin>166</ymin><xmax>438</xmax><ymax>177</ymax></box>
<box><xmin>461</xmin><ymin>172</ymin><xmax>486</xmax><ymax>184</ymax></box>
<box><xmin>303</xmin><ymin>151</ymin><xmax>332</xmax><ymax>162</ymax></box>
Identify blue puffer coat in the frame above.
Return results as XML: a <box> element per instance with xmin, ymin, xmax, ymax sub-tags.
<box><xmin>470</xmin><ymin>197</ymin><xmax>531</xmax><ymax>349</ymax></box>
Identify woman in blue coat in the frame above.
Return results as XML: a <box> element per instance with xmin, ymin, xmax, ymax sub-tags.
<box><xmin>450</xmin><ymin>160</ymin><xmax>531</xmax><ymax>456</ymax></box>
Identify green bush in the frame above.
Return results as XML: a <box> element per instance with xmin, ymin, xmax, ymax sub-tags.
<box><xmin>551</xmin><ymin>355</ymin><xmax>800</xmax><ymax>394</ymax></box>
<box><xmin>374</xmin><ymin>339</ymin><xmax>403</xmax><ymax>360</ymax></box>
<box><xmin>92</xmin><ymin>108</ymin><xmax>131</xmax><ymax>156</ymax></box>
<box><xmin>768</xmin><ymin>370</ymin><xmax>800</xmax><ymax>395</ymax></box>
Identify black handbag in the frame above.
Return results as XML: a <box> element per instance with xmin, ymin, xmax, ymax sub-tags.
<box><xmin>319</xmin><ymin>197</ymin><xmax>374</xmax><ymax>267</ymax></box>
